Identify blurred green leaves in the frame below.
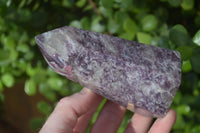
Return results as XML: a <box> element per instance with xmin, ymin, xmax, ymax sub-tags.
<box><xmin>1</xmin><ymin>73</ymin><xmax>15</xmax><ymax>88</ymax></box>
<box><xmin>24</xmin><ymin>79</ymin><xmax>37</xmax><ymax>96</ymax></box>
<box><xmin>30</xmin><ymin>117</ymin><xmax>45</xmax><ymax>130</ymax></box>
<box><xmin>37</xmin><ymin>101</ymin><xmax>52</xmax><ymax>115</ymax></box>
<box><xmin>137</xmin><ymin>32</ymin><xmax>152</xmax><ymax>45</ymax></box>
<box><xmin>123</xmin><ymin>18</ymin><xmax>138</xmax><ymax>35</ymax></box>
<box><xmin>182</xmin><ymin>60</ymin><xmax>192</xmax><ymax>73</ymax></box>
<box><xmin>181</xmin><ymin>0</ymin><xmax>194</xmax><ymax>10</ymax></box>
<box><xmin>193</xmin><ymin>30</ymin><xmax>200</xmax><ymax>46</ymax></box>
<box><xmin>177</xmin><ymin>104</ymin><xmax>191</xmax><ymax>115</ymax></box>
<box><xmin>141</xmin><ymin>14</ymin><xmax>158</xmax><ymax>32</ymax></box>
<box><xmin>0</xmin><ymin>49</ymin><xmax>10</xmax><ymax>65</ymax></box>
<box><xmin>100</xmin><ymin>0</ymin><xmax>113</xmax><ymax>9</ymax></box>
<box><xmin>169</xmin><ymin>24</ymin><xmax>190</xmax><ymax>47</ymax></box>
<box><xmin>176</xmin><ymin>46</ymin><xmax>193</xmax><ymax>61</ymax></box>
<box><xmin>47</xmin><ymin>77</ymin><xmax>63</xmax><ymax>91</ymax></box>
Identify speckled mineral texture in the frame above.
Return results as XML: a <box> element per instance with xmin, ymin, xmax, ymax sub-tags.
<box><xmin>35</xmin><ymin>26</ymin><xmax>181</xmax><ymax>117</ymax></box>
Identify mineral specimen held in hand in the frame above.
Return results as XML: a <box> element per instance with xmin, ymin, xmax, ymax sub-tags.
<box><xmin>35</xmin><ymin>26</ymin><xmax>181</xmax><ymax>117</ymax></box>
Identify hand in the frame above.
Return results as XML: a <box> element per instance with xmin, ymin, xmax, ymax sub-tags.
<box><xmin>39</xmin><ymin>88</ymin><xmax>176</xmax><ymax>133</ymax></box>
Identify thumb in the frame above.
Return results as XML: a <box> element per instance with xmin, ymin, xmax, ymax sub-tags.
<box><xmin>39</xmin><ymin>88</ymin><xmax>102</xmax><ymax>133</ymax></box>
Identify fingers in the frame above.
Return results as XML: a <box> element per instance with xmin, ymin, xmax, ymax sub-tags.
<box><xmin>91</xmin><ymin>100</ymin><xmax>126</xmax><ymax>133</ymax></box>
<box><xmin>39</xmin><ymin>86</ymin><xmax>176</xmax><ymax>133</ymax></box>
<box><xmin>73</xmin><ymin>99</ymin><xmax>101</xmax><ymax>133</ymax></box>
<box><xmin>124</xmin><ymin>109</ymin><xmax>176</xmax><ymax>133</ymax></box>
<box><xmin>39</xmin><ymin>88</ymin><xmax>103</xmax><ymax>133</ymax></box>
<box><xmin>148</xmin><ymin>109</ymin><xmax>176</xmax><ymax>133</ymax></box>
<box><xmin>124</xmin><ymin>113</ymin><xmax>153</xmax><ymax>133</ymax></box>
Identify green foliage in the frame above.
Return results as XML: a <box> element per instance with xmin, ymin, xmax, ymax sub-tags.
<box><xmin>181</xmin><ymin>0</ymin><xmax>194</xmax><ymax>10</ymax></box>
<box><xmin>193</xmin><ymin>30</ymin><xmax>200</xmax><ymax>46</ymax></box>
<box><xmin>169</xmin><ymin>25</ymin><xmax>190</xmax><ymax>47</ymax></box>
<box><xmin>137</xmin><ymin>32</ymin><xmax>152</xmax><ymax>45</ymax></box>
<box><xmin>37</xmin><ymin>101</ymin><xmax>52</xmax><ymax>115</ymax></box>
<box><xmin>141</xmin><ymin>14</ymin><xmax>158</xmax><ymax>32</ymax></box>
<box><xmin>0</xmin><ymin>0</ymin><xmax>200</xmax><ymax>132</ymax></box>
<box><xmin>24</xmin><ymin>79</ymin><xmax>37</xmax><ymax>96</ymax></box>
<box><xmin>1</xmin><ymin>73</ymin><xmax>15</xmax><ymax>88</ymax></box>
<box><xmin>30</xmin><ymin>117</ymin><xmax>46</xmax><ymax>131</ymax></box>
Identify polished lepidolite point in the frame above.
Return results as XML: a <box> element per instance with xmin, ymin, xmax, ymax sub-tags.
<box><xmin>35</xmin><ymin>26</ymin><xmax>181</xmax><ymax>117</ymax></box>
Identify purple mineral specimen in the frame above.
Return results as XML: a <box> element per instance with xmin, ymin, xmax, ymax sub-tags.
<box><xmin>35</xmin><ymin>26</ymin><xmax>181</xmax><ymax>117</ymax></box>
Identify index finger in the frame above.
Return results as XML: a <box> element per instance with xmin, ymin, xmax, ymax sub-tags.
<box><xmin>149</xmin><ymin>109</ymin><xmax>176</xmax><ymax>133</ymax></box>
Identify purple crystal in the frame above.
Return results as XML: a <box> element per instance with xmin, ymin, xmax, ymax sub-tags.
<box><xmin>35</xmin><ymin>26</ymin><xmax>181</xmax><ymax>117</ymax></box>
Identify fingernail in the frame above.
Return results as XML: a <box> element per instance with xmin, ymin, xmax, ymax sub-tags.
<box><xmin>80</xmin><ymin>87</ymin><xmax>90</xmax><ymax>95</ymax></box>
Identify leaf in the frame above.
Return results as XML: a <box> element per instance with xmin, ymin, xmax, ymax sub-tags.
<box><xmin>108</xmin><ymin>19</ymin><xmax>119</xmax><ymax>34</ymax></box>
<box><xmin>176</xmin><ymin>46</ymin><xmax>193</xmax><ymax>60</ymax></box>
<box><xmin>159</xmin><ymin>24</ymin><xmax>169</xmax><ymax>36</ymax></box>
<box><xmin>81</xmin><ymin>17</ymin><xmax>90</xmax><ymax>30</ymax></box>
<box><xmin>182</xmin><ymin>60</ymin><xmax>192</xmax><ymax>73</ymax></box>
<box><xmin>181</xmin><ymin>0</ymin><xmax>194</xmax><ymax>10</ymax></box>
<box><xmin>19</xmin><ymin>0</ymin><xmax>26</xmax><ymax>8</ymax></box>
<box><xmin>114</xmin><ymin>11</ymin><xmax>129</xmax><ymax>25</ymax></box>
<box><xmin>47</xmin><ymin>77</ymin><xmax>63</xmax><ymax>91</ymax></box>
<box><xmin>30</xmin><ymin>117</ymin><xmax>45</xmax><ymax>130</ymax></box>
<box><xmin>69</xmin><ymin>20</ymin><xmax>82</xmax><ymax>29</ymax></box>
<box><xmin>10</xmin><ymin>50</ymin><xmax>18</xmax><ymax>61</ymax></box>
<box><xmin>44</xmin><ymin>91</ymin><xmax>57</xmax><ymax>102</ymax></box>
<box><xmin>123</xmin><ymin>18</ymin><xmax>138</xmax><ymax>34</ymax></box>
<box><xmin>150</xmin><ymin>37</ymin><xmax>159</xmax><ymax>46</ymax></box>
<box><xmin>0</xmin><ymin>49</ymin><xmax>10</xmax><ymax>66</ymax></box>
<box><xmin>100</xmin><ymin>0</ymin><xmax>113</xmax><ymax>9</ymax></box>
<box><xmin>141</xmin><ymin>14</ymin><xmax>158</xmax><ymax>32</ymax></box>
<box><xmin>169</xmin><ymin>25</ymin><xmax>190</xmax><ymax>47</ymax></box>
<box><xmin>62</xmin><ymin>0</ymin><xmax>73</xmax><ymax>8</ymax></box>
<box><xmin>120</xmin><ymin>0</ymin><xmax>133</xmax><ymax>10</ymax></box>
<box><xmin>173</xmin><ymin>114</ymin><xmax>186</xmax><ymax>129</ymax></box>
<box><xmin>16</xmin><ymin>43</ymin><xmax>30</xmax><ymax>53</ymax></box>
<box><xmin>119</xmin><ymin>32</ymin><xmax>135</xmax><ymax>40</ymax></box>
<box><xmin>39</xmin><ymin>83</ymin><xmax>57</xmax><ymax>101</ymax></box>
<box><xmin>59</xmin><ymin>88</ymin><xmax>70</xmax><ymax>96</ymax></box>
<box><xmin>91</xmin><ymin>17</ymin><xmax>105</xmax><ymax>33</ymax></box>
<box><xmin>177</xmin><ymin>104</ymin><xmax>191</xmax><ymax>115</ymax></box>
<box><xmin>37</xmin><ymin>101</ymin><xmax>52</xmax><ymax>115</ymax></box>
<box><xmin>26</xmin><ymin>64</ymin><xmax>37</xmax><ymax>76</ymax></box>
<box><xmin>168</xmin><ymin>0</ymin><xmax>182</xmax><ymax>7</ymax></box>
<box><xmin>3</xmin><ymin>36</ymin><xmax>15</xmax><ymax>50</ymax></box>
<box><xmin>1</xmin><ymin>73</ymin><xmax>15</xmax><ymax>88</ymax></box>
<box><xmin>17</xmin><ymin>60</ymin><xmax>27</xmax><ymax>70</ymax></box>
<box><xmin>158</xmin><ymin>37</ymin><xmax>170</xmax><ymax>49</ymax></box>
<box><xmin>193</xmin><ymin>30</ymin><xmax>200</xmax><ymax>46</ymax></box>
<box><xmin>137</xmin><ymin>32</ymin><xmax>152</xmax><ymax>45</ymax></box>
<box><xmin>99</xmin><ymin>6</ymin><xmax>113</xmax><ymax>18</ymax></box>
<box><xmin>24</xmin><ymin>79</ymin><xmax>37</xmax><ymax>96</ymax></box>
<box><xmin>191</xmin><ymin>126</ymin><xmax>200</xmax><ymax>133</ymax></box>
<box><xmin>76</xmin><ymin>0</ymin><xmax>86</xmax><ymax>7</ymax></box>
<box><xmin>24</xmin><ymin>51</ymin><xmax>34</xmax><ymax>60</ymax></box>
<box><xmin>173</xmin><ymin>24</ymin><xmax>188</xmax><ymax>34</ymax></box>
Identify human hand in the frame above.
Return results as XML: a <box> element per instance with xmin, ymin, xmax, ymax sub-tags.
<box><xmin>39</xmin><ymin>88</ymin><xmax>176</xmax><ymax>133</ymax></box>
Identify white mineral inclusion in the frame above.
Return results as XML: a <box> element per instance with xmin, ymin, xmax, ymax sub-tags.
<box><xmin>35</xmin><ymin>26</ymin><xmax>181</xmax><ymax>118</ymax></box>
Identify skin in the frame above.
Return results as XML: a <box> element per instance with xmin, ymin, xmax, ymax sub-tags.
<box><xmin>39</xmin><ymin>88</ymin><xmax>176</xmax><ymax>133</ymax></box>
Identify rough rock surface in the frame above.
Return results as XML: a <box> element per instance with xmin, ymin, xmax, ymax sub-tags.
<box><xmin>35</xmin><ymin>26</ymin><xmax>181</xmax><ymax>117</ymax></box>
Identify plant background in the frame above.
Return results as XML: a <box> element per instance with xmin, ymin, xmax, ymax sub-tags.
<box><xmin>0</xmin><ymin>0</ymin><xmax>200</xmax><ymax>132</ymax></box>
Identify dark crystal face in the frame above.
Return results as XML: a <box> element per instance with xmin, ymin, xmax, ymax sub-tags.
<box><xmin>35</xmin><ymin>26</ymin><xmax>181</xmax><ymax>118</ymax></box>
